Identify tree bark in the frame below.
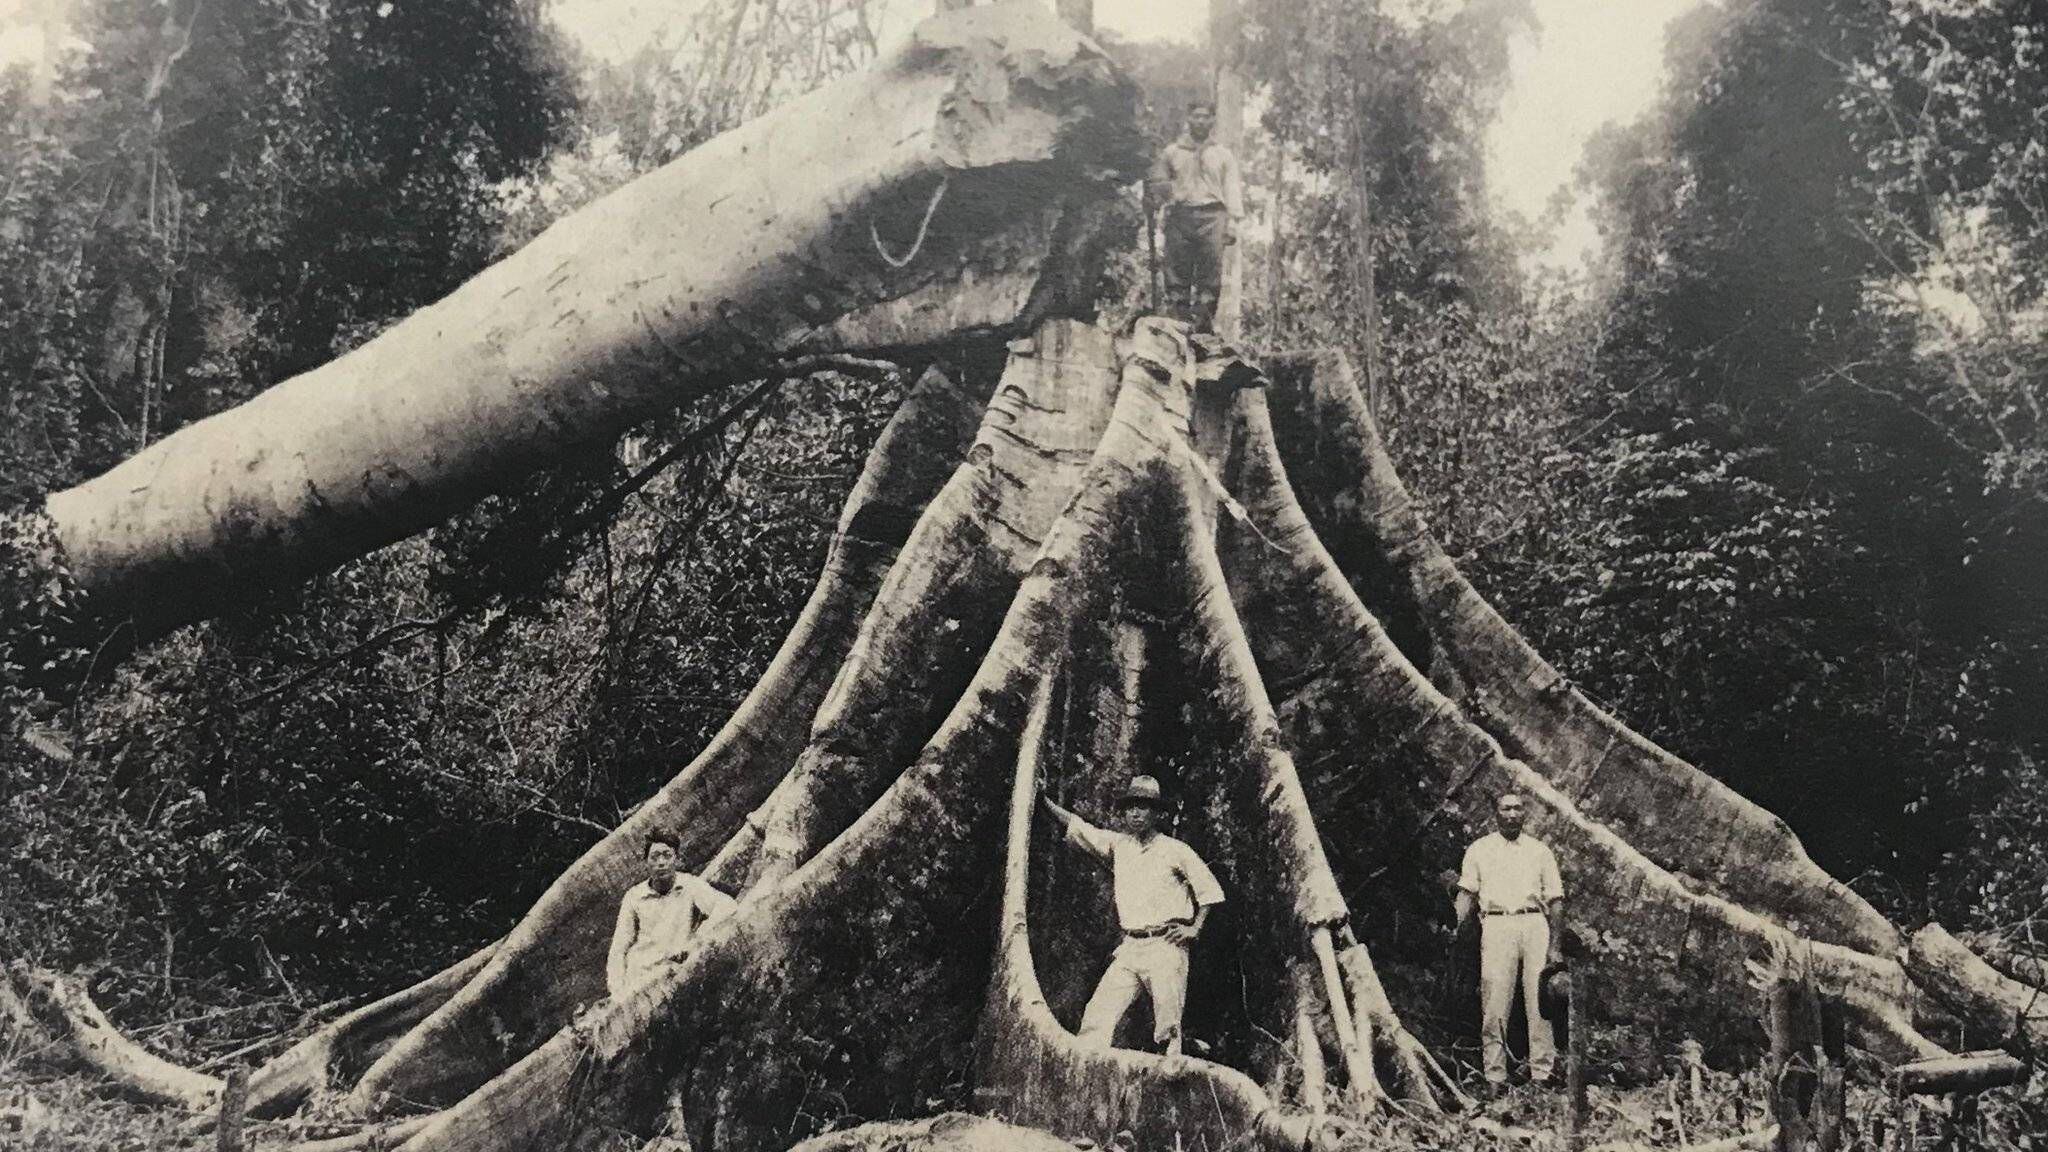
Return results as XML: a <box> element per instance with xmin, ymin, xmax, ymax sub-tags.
<box><xmin>1261</xmin><ymin>350</ymin><xmax>1909</xmax><ymax>957</ymax></box>
<box><xmin>31</xmin><ymin>3</ymin><xmax>1141</xmax><ymax>637</ymax></box>
<box><xmin>1346</xmin><ymin>77</ymin><xmax>1384</xmax><ymax>423</ymax></box>
<box><xmin>347</xmin><ymin>360</ymin><xmax>995</xmax><ymax>1110</ymax></box>
<box><xmin>1905</xmin><ymin>923</ymin><xmax>2048</xmax><ymax>1051</ymax></box>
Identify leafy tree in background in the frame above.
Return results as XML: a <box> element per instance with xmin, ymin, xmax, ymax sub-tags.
<box><xmin>1533</xmin><ymin>0</ymin><xmax>2048</xmax><ymax>916</ymax></box>
<box><xmin>0</xmin><ymin>0</ymin><xmax>581</xmax><ymax>1025</ymax></box>
<box><xmin>1223</xmin><ymin>0</ymin><xmax>2046</xmax><ymax>935</ymax></box>
<box><xmin>1243</xmin><ymin>0</ymin><xmax>1530</xmax><ymax>352</ymax></box>
<box><xmin>2</xmin><ymin>0</ymin><xmax>913</xmax><ymax>1053</ymax></box>
<box><xmin>1</xmin><ymin>0</ymin><xmax>576</xmax><ymax>500</ymax></box>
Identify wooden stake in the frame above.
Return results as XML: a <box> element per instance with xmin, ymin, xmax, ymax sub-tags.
<box><xmin>214</xmin><ymin>1066</ymin><xmax>247</xmax><ymax>1152</ymax></box>
<box><xmin>1563</xmin><ymin>971</ymin><xmax>1588</xmax><ymax>1152</ymax></box>
<box><xmin>1762</xmin><ymin>946</ymin><xmax>1845</xmax><ymax>1152</ymax></box>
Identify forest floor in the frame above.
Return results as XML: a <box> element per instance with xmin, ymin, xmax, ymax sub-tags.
<box><xmin>5</xmin><ymin>1049</ymin><xmax>2039</xmax><ymax>1151</ymax></box>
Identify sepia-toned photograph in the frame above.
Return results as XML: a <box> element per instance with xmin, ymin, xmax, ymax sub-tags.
<box><xmin>0</xmin><ymin>0</ymin><xmax>2043</xmax><ymax>1148</ymax></box>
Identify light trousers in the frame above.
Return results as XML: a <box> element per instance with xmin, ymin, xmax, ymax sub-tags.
<box><xmin>1078</xmin><ymin>936</ymin><xmax>1189</xmax><ymax>1054</ymax></box>
<box><xmin>1480</xmin><ymin>912</ymin><xmax>1555</xmax><ymax>1083</ymax></box>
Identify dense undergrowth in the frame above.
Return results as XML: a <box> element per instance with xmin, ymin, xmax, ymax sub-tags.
<box><xmin>5</xmin><ymin>1028</ymin><xmax>2041</xmax><ymax>1151</ymax></box>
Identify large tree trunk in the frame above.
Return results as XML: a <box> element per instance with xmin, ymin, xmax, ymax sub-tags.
<box><xmin>13</xmin><ymin>10</ymin><xmax>2046</xmax><ymax>1151</ymax></box>
<box><xmin>22</xmin><ymin>317</ymin><xmax>2048</xmax><ymax>1152</ymax></box>
<box><xmin>24</xmin><ymin>3</ymin><xmax>1141</xmax><ymax>638</ymax></box>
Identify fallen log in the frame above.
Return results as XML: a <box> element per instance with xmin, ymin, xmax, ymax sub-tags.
<box><xmin>0</xmin><ymin>962</ymin><xmax>221</xmax><ymax>1110</ymax></box>
<box><xmin>784</xmin><ymin>1113</ymin><xmax>1087</xmax><ymax>1152</ymax></box>
<box><xmin>29</xmin><ymin>2</ymin><xmax>1142</xmax><ymax>637</ymax></box>
<box><xmin>1905</xmin><ymin>923</ymin><xmax>2048</xmax><ymax>1051</ymax></box>
<box><xmin>1891</xmin><ymin>1050</ymin><xmax>2027</xmax><ymax>1097</ymax></box>
<box><xmin>288</xmin><ymin>1114</ymin><xmax>437</xmax><ymax>1152</ymax></box>
<box><xmin>1956</xmin><ymin>929</ymin><xmax>2048</xmax><ymax>990</ymax></box>
<box><xmin>1588</xmin><ymin>1128</ymin><xmax>1779</xmax><ymax>1152</ymax></box>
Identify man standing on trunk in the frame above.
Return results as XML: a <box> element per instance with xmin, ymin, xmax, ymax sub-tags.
<box><xmin>608</xmin><ymin>831</ymin><xmax>737</xmax><ymax>998</ymax></box>
<box><xmin>1148</xmin><ymin>101</ymin><xmax>1242</xmax><ymax>333</ymax></box>
<box><xmin>1043</xmin><ymin>775</ymin><xmax>1225</xmax><ymax>1056</ymax></box>
<box><xmin>1455</xmin><ymin>791</ymin><xmax>1565</xmax><ymax>1089</ymax></box>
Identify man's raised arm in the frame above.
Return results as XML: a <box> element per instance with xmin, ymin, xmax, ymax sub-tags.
<box><xmin>1041</xmin><ymin>795</ymin><xmax>1117</xmax><ymax>861</ymax></box>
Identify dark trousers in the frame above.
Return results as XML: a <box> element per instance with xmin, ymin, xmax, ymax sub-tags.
<box><xmin>1162</xmin><ymin>203</ymin><xmax>1227</xmax><ymax>332</ymax></box>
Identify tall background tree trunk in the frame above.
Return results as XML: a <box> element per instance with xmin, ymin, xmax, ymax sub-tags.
<box><xmin>1210</xmin><ymin>0</ymin><xmax>1244</xmax><ymax>340</ymax></box>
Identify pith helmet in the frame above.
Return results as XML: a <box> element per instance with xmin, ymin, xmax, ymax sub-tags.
<box><xmin>1119</xmin><ymin>775</ymin><xmax>1164</xmax><ymax>807</ymax></box>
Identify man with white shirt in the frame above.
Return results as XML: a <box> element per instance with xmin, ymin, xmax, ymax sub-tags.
<box><xmin>607</xmin><ymin>831</ymin><xmax>737</xmax><ymax>998</ymax></box>
<box><xmin>1042</xmin><ymin>775</ymin><xmax>1225</xmax><ymax>1056</ymax></box>
<box><xmin>1455</xmin><ymin>791</ymin><xmax>1565</xmax><ymax>1088</ymax></box>
<box><xmin>1148</xmin><ymin>101</ymin><xmax>1242</xmax><ymax>333</ymax></box>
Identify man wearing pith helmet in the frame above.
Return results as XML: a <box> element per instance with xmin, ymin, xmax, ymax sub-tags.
<box><xmin>1455</xmin><ymin>790</ymin><xmax>1565</xmax><ymax>1088</ymax></box>
<box><xmin>1042</xmin><ymin>774</ymin><xmax>1225</xmax><ymax>1056</ymax></box>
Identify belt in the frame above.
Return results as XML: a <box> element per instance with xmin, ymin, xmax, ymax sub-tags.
<box><xmin>1483</xmin><ymin>907</ymin><xmax>1545</xmax><ymax>917</ymax></box>
<box><xmin>1125</xmin><ymin>922</ymin><xmax>1189</xmax><ymax>939</ymax></box>
<box><xmin>1167</xmin><ymin>201</ymin><xmax>1227</xmax><ymax>213</ymax></box>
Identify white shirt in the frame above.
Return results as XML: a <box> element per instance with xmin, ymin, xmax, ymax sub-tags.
<box><xmin>606</xmin><ymin>873</ymin><xmax>737</xmax><ymax>996</ymax></box>
<box><xmin>1459</xmin><ymin>831</ymin><xmax>1564</xmax><ymax>914</ymax></box>
<box><xmin>1065</xmin><ymin>820</ymin><xmax>1225</xmax><ymax>932</ymax></box>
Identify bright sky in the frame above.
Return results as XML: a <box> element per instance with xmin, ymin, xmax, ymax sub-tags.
<box><xmin>5</xmin><ymin>0</ymin><xmax>1701</xmax><ymax>271</ymax></box>
<box><xmin>1487</xmin><ymin>0</ymin><xmax>1703</xmax><ymax>270</ymax></box>
<box><xmin>1088</xmin><ymin>0</ymin><xmax>1706</xmax><ymax>272</ymax></box>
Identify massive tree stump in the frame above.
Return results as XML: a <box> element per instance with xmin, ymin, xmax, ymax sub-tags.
<box><xmin>9</xmin><ymin>7</ymin><xmax>2046</xmax><ymax>1150</ymax></box>
<box><xmin>44</xmin><ymin>315</ymin><xmax>2007</xmax><ymax>1152</ymax></box>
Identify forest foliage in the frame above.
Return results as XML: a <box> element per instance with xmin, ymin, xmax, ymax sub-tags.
<box><xmin>0</xmin><ymin>0</ymin><xmax>2044</xmax><ymax>1076</ymax></box>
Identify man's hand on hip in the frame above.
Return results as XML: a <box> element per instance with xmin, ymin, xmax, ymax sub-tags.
<box><xmin>1164</xmin><ymin>921</ymin><xmax>1199</xmax><ymax>946</ymax></box>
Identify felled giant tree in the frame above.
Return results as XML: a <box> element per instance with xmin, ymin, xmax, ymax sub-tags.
<box><xmin>6</xmin><ymin>6</ymin><xmax>2045</xmax><ymax>1152</ymax></box>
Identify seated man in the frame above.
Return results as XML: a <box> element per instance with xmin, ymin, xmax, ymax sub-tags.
<box><xmin>607</xmin><ymin>831</ymin><xmax>737</xmax><ymax>998</ymax></box>
<box><xmin>1041</xmin><ymin>775</ymin><xmax>1225</xmax><ymax>1055</ymax></box>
